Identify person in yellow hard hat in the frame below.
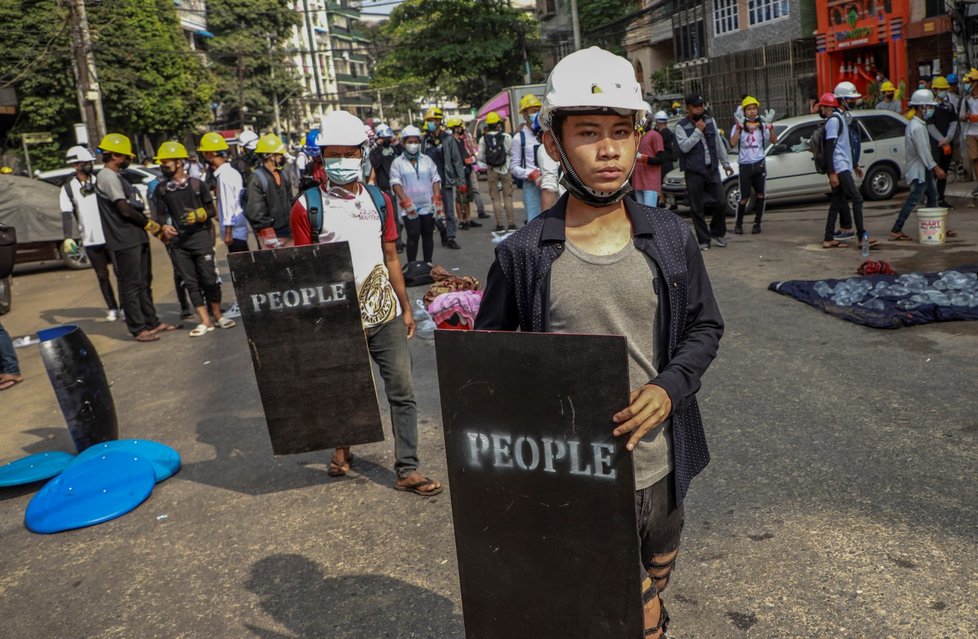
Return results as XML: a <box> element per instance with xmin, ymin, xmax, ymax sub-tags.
<box><xmin>876</xmin><ymin>81</ymin><xmax>901</xmax><ymax>113</ymax></box>
<box><xmin>199</xmin><ymin>132</ymin><xmax>249</xmax><ymax>254</ymax></box>
<box><xmin>511</xmin><ymin>93</ymin><xmax>544</xmax><ymax>222</ymax></box>
<box><xmin>153</xmin><ymin>141</ymin><xmax>234</xmax><ymax>337</ymax></box>
<box><xmin>244</xmin><ymin>133</ymin><xmax>293</xmax><ymax>249</ymax></box>
<box><xmin>478</xmin><ymin>110</ymin><xmax>516</xmax><ymax>231</ymax></box>
<box><xmin>445</xmin><ymin>116</ymin><xmax>478</xmax><ymax>230</ymax></box>
<box><xmin>730</xmin><ymin>96</ymin><xmax>778</xmax><ymax>235</ymax></box>
<box><xmin>0</xmin><ymin>166</ymin><xmax>12</xmax><ymax>174</ymax></box>
<box><xmin>94</xmin><ymin>133</ymin><xmax>175</xmax><ymax>342</ymax></box>
<box><xmin>929</xmin><ymin>77</ymin><xmax>958</xmax><ymax>207</ymax></box>
<box><xmin>421</xmin><ymin>107</ymin><xmax>465</xmax><ymax>249</ymax></box>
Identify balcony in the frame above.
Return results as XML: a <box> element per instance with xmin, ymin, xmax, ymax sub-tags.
<box><xmin>338</xmin><ymin>93</ymin><xmax>373</xmax><ymax>107</ymax></box>
<box><xmin>330</xmin><ymin>24</ymin><xmax>371</xmax><ymax>43</ymax></box>
<box><xmin>335</xmin><ymin>73</ymin><xmax>372</xmax><ymax>86</ymax></box>
<box><xmin>325</xmin><ymin>1</ymin><xmax>360</xmax><ymax>19</ymax></box>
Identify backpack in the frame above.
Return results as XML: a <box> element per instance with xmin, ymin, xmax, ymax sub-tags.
<box><xmin>484</xmin><ymin>133</ymin><xmax>507</xmax><ymax>168</ymax></box>
<box><xmin>304</xmin><ymin>183</ymin><xmax>387</xmax><ymax>243</ymax></box>
<box><xmin>809</xmin><ymin>113</ymin><xmax>842</xmax><ymax>175</ymax></box>
<box><xmin>402</xmin><ymin>260</ymin><xmax>434</xmax><ymax>287</ymax></box>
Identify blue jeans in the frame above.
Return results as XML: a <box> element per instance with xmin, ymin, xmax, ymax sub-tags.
<box><xmin>0</xmin><ymin>320</ymin><xmax>19</xmax><ymax>375</ymax></box>
<box><xmin>892</xmin><ymin>172</ymin><xmax>938</xmax><ymax>234</ymax></box>
<box><xmin>365</xmin><ymin>317</ymin><xmax>419</xmax><ymax>477</ymax></box>
<box><xmin>636</xmin><ymin>190</ymin><xmax>659</xmax><ymax>207</ymax></box>
<box><xmin>522</xmin><ymin>181</ymin><xmax>542</xmax><ymax>222</ymax></box>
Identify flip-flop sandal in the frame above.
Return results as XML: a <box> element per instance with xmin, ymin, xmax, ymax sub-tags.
<box><xmin>152</xmin><ymin>323</ymin><xmax>178</xmax><ymax>333</ymax></box>
<box><xmin>0</xmin><ymin>379</ymin><xmax>16</xmax><ymax>391</ymax></box>
<box><xmin>394</xmin><ymin>477</ymin><xmax>443</xmax><ymax>497</ymax></box>
<box><xmin>888</xmin><ymin>232</ymin><xmax>914</xmax><ymax>241</ymax></box>
<box><xmin>947</xmin><ymin>230</ymin><xmax>958</xmax><ymax>238</ymax></box>
<box><xmin>327</xmin><ymin>452</ymin><xmax>353</xmax><ymax>477</ymax></box>
<box><xmin>216</xmin><ymin>316</ymin><xmax>236</xmax><ymax>329</ymax></box>
<box><xmin>822</xmin><ymin>240</ymin><xmax>849</xmax><ymax>249</ymax></box>
<box><xmin>189</xmin><ymin>324</ymin><xmax>215</xmax><ymax>337</ymax></box>
<box><xmin>133</xmin><ymin>330</ymin><xmax>160</xmax><ymax>342</ymax></box>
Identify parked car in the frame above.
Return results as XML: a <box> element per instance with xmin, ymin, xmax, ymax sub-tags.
<box><xmin>662</xmin><ymin>109</ymin><xmax>908</xmax><ymax>216</ymax></box>
<box><xmin>0</xmin><ymin>174</ymin><xmax>90</xmax><ymax>271</ymax></box>
<box><xmin>36</xmin><ymin>164</ymin><xmax>162</xmax><ymax>210</ymax></box>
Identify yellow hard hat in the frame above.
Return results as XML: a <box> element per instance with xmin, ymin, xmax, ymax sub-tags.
<box><xmin>255</xmin><ymin>133</ymin><xmax>286</xmax><ymax>155</ymax></box>
<box><xmin>485</xmin><ymin>111</ymin><xmax>501</xmax><ymax>125</ymax></box>
<box><xmin>931</xmin><ymin>76</ymin><xmax>950</xmax><ymax>90</ymax></box>
<box><xmin>880</xmin><ymin>81</ymin><xmax>896</xmax><ymax>93</ymax></box>
<box><xmin>741</xmin><ymin>95</ymin><xmax>760</xmax><ymax>109</ymax></box>
<box><xmin>519</xmin><ymin>94</ymin><xmax>542</xmax><ymax>112</ymax></box>
<box><xmin>445</xmin><ymin>116</ymin><xmax>463</xmax><ymax>128</ymax></box>
<box><xmin>967</xmin><ymin>68</ymin><xmax>978</xmax><ymax>82</ymax></box>
<box><xmin>198</xmin><ymin>131</ymin><xmax>229</xmax><ymax>152</ymax></box>
<box><xmin>155</xmin><ymin>140</ymin><xmax>189</xmax><ymax>161</ymax></box>
<box><xmin>672</xmin><ymin>101</ymin><xmax>681</xmax><ymax>108</ymax></box>
<box><xmin>98</xmin><ymin>133</ymin><xmax>135</xmax><ymax>158</ymax></box>
<box><xmin>0</xmin><ymin>166</ymin><xmax>12</xmax><ymax>174</ymax></box>
<box><xmin>424</xmin><ymin>106</ymin><xmax>443</xmax><ymax>121</ymax></box>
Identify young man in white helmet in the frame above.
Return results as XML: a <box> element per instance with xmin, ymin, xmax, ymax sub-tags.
<box><xmin>475</xmin><ymin>47</ymin><xmax>723</xmax><ymax>638</ymax></box>
<box><xmin>60</xmin><ymin>146</ymin><xmax>121</xmax><ymax>321</ymax></box>
<box><xmin>826</xmin><ymin>81</ymin><xmax>877</xmax><ymax>251</ymax></box>
<box><xmin>890</xmin><ymin>90</ymin><xmax>946</xmax><ymax>240</ymax></box>
<box><xmin>290</xmin><ymin>110</ymin><xmax>442</xmax><ymax>497</ymax></box>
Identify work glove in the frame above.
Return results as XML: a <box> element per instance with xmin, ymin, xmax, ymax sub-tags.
<box><xmin>432</xmin><ymin>193</ymin><xmax>445</xmax><ymax>219</ymax></box>
<box><xmin>183</xmin><ymin>207</ymin><xmax>208</xmax><ymax>225</ymax></box>
<box><xmin>399</xmin><ymin>198</ymin><xmax>417</xmax><ymax>218</ymax></box>
<box><xmin>62</xmin><ymin>239</ymin><xmax>79</xmax><ymax>255</ymax></box>
<box><xmin>257</xmin><ymin>227</ymin><xmax>281</xmax><ymax>250</ymax></box>
<box><xmin>764</xmin><ymin>109</ymin><xmax>776</xmax><ymax>123</ymax></box>
<box><xmin>734</xmin><ymin>112</ymin><xmax>745</xmax><ymax>126</ymax></box>
<box><xmin>144</xmin><ymin>219</ymin><xmax>164</xmax><ymax>239</ymax></box>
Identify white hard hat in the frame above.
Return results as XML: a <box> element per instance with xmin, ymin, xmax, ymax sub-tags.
<box><xmin>539</xmin><ymin>46</ymin><xmax>647</xmax><ymax>132</ymax></box>
<box><xmin>374</xmin><ymin>123</ymin><xmax>393</xmax><ymax>138</ymax></box>
<box><xmin>238</xmin><ymin>130</ymin><xmax>259</xmax><ymax>150</ymax></box>
<box><xmin>400</xmin><ymin>125</ymin><xmax>422</xmax><ymax>140</ymax></box>
<box><xmin>316</xmin><ymin>110</ymin><xmax>368</xmax><ymax>147</ymax></box>
<box><xmin>653</xmin><ymin>111</ymin><xmax>669</xmax><ymax>121</ymax></box>
<box><xmin>908</xmin><ymin>89</ymin><xmax>938</xmax><ymax>107</ymax></box>
<box><xmin>65</xmin><ymin>146</ymin><xmax>95</xmax><ymax>164</ymax></box>
<box><xmin>833</xmin><ymin>81</ymin><xmax>861</xmax><ymax>99</ymax></box>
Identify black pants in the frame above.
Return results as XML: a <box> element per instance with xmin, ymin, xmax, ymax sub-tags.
<box><xmin>403</xmin><ymin>214</ymin><xmax>435</xmax><ymax>263</ymax></box>
<box><xmin>932</xmin><ymin>143</ymin><xmax>952</xmax><ymax>201</ymax></box>
<box><xmin>170</xmin><ymin>244</ymin><xmax>221</xmax><ymax>309</ymax></box>
<box><xmin>735</xmin><ymin>161</ymin><xmax>767</xmax><ymax>227</ymax></box>
<box><xmin>86</xmin><ymin>244</ymin><xmax>119</xmax><ymax>311</ymax></box>
<box><xmin>114</xmin><ymin>244</ymin><xmax>159</xmax><ymax>335</ymax></box>
<box><xmin>825</xmin><ymin>170</ymin><xmax>864</xmax><ymax>242</ymax></box>
<box><xmin>166</xmin><ymin>246</ymin><xmax>193</xmax><ymax>311</ymax></box>
<box><xmin>684</xmin><ymin>169</ymin><xmax>726</xmax><ymax>245</ymax></box>
<box><xmin>226</xmin><ymin>238</ymin><xmax>250</xmax><ymax>253</ymax></box>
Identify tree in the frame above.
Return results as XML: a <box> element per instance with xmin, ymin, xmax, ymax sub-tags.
<box><xmin>206</xmin><ymin>0</ymin><xmax>302</xmax><ymax>134</ymax></box>
<box><xmin>373</xmin><ymin>0</ymin><xmax>541</xmax><ymax>112</ymax></box>
<box><xmin>579</xmin><ymin>0</ymin><xmax>640</xmax><ymax>55</ymax></box>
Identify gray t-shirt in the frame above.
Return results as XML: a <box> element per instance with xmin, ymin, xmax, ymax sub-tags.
<box><xmin>549</xmin><ymin>239</ymin><xmax>672</xmax><ymax>490</ymax></box>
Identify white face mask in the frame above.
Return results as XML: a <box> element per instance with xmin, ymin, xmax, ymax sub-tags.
<box><xmin>323</xmin><ymin>157</ymin><xmax>361</xmax><ymax>185</ymax></box>
<box><xmin>404</xmin><ymin>142</ymin><xmax>421</xmax><ymax>154</ymax></box>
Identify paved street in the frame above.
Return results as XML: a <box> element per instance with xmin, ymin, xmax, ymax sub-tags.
<box><xmin>2</xmin><ymin>191</ymin><xmax>977</xmax><ymax>638</ymax></box>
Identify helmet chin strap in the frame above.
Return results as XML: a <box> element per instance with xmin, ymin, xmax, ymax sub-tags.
<box><xmin>550</xmin><ymin>133</ymin><xmax>635</xmax><ymax>208</ymax></box>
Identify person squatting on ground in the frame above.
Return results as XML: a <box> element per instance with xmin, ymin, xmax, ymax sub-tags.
<box><xmin>729</xmin><ymin>96</ymin><xmax>778</xmax><ymax>235</ymax></box>
<box><xmin>245</xmin><ymin>134</ymin><xmax>294</xmax><ymax>250</ymax></box>
<box><xmin>390</xmin><ymin>125</ymin><xmax>442</xmax><ymax>263</ymax></box>
<box><xmin>198</xmin><ymin>132</ymin><xmax>249</xmax><ymax>254</ymax></box>
<box><xmin>152</xmin><ymin>141</ymin><xmax>235</xmax><ymax>338</ymax></box>
<box><xmin>890</xmin><ymin>90</ymin><xmax>946</xmax><ymax>241</ymax></box>
<box><xmin>60</xmin><ymin>146</ymin><xmax>121</xmax><ymax>321</ymax></box>
<box><xmin>290</xmin><ymin>110</ymin><xmax>442</xmax><ymax>497</ymax></box>
<box><xmin>510</xmin><ymin>94</ymin><xmax>544</xmax><ymax>223</ymax></box>
<box><xmin>674</xmin><ymin>93</ymin><xmax>733</xmax><ymax>250</ymax></box>
<box><xmin>928</xmin><ymin>76</ymin><xmax>957</xmax><ymax>208</ymax></box>
<box><xmin>94</xmin><ymin>133</ymin><xmax>176</xmax><ymax>342</ymax></box>
<box><xmin>478</xmin><ymin>111</ymin><xmax>517</xmax><ymax>231</ymax></box>
<box><xmin>475</xmin><ymin>47</ymin><xmax>723</xmax><ymax>638</ymax></box>
<box><xmin>632</xmin><ymin>102</ymin><xmax>666</xmax><ymax>208</ymax></box>
<box><xmin>421</xmin><ymin>107</ymin><xmax>464</xmax><ymax>250</ymax></box>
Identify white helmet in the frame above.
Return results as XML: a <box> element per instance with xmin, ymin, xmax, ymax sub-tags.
<box><xmin>238</xmin><ymin>130</ymin><xmax>259</xmax><ymax>150</ymax></box>
<box><xmin>316</xmin><ymin>110</ymin><xmax>368</xmax><ymax>147</ymax></box>
<box><xmin>374</xmin><ymin>123</ymin><xmax>393</xmax><ymax>138</ymax></box>
<box><xmin>909</xmin><ymin>89</ymin><xmax>937</xmax><ymax>107</ymax></box>
<box><xmin>653</xmin><ymin>110</ymin><xmax>669</xmax><ymax>121</ymax></box>
<box><xmin>833</xmin><ymin>81</ymin><xmax>861</xmax><ymax>99</ymax></box>
<box><xmin>400</xmin><ymin>125</ymin><xmax>422</xmax><ymax>140</ymax></box>
<box><xmin>539</xmin><ymin>46</ymin><xmax>647</xmax><ymax>132</ymax></box>
<box><xmin>65</xmin><ymin>146</ymin><xmax>95</xmax><ymax>164</ymax></box>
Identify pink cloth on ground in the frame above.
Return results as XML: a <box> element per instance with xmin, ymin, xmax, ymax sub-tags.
<box><xmin>427</xmin><ymin>290</ymin><xmax>484</xmax><ymax>327</ymax></box>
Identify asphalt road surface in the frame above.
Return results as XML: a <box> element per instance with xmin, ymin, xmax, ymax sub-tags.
<box><xmin>2</xmin><ymin>191</ymin><xmax>977</xmax><ymax>638</ymax></box>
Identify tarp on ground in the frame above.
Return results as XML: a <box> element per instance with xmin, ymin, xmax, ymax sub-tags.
<box><xmin>769</xmin><ymin>266</ymin><xmax>978</xmax><ymax>329</ymax></box>
<box><xmin>0</xmin><ymin>175</ymin><xmax>65</xmax><ymax>244</ymax></box>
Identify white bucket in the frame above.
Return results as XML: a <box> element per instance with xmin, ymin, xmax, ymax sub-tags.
<box><xmin>917</xmin><ymin>207</ymin><xmax>948</xmax><ymax>245</ymax></box>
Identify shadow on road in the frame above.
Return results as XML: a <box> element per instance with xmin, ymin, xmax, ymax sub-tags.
<box><xmin>244</xmin><ymin>554</ymin><xmax>463</xmax><ymax>639</ymax></box>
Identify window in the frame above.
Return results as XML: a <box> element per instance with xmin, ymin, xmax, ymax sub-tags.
<box><xmin>714</xmin><ymin>0</ymin><xmax>739</xmax><ymax>36</ymax></box>
<box><xmin>673</xmin><ymin>19</ymin><xmax>705</xmax><ymax>61</ymax></box>
<box><xmin>857</xmin><ymin>114</ymin><xmax>906</xmax><ymax>141</ymax></box>
<box><xmin>779</xmin><ymin>123</ymin><xmax>818</xmax><ymax>153</ymax></box>
<box><xmin>747</xmin><ymin>0</ymin><xmax>789</xmax><ymax>26</ymax></box>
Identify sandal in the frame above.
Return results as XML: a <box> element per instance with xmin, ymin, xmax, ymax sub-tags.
<box><xmin>216</xmin><ymin>316</ymin><xmax>236</xmax><ymax>329</ymax></box>
<box><xmin>327</xmin><ymin>448</ymin><xmax>352</xmax><ymax>477</ymax></box>
<box><xmin>0</xmin><ymin>374</ymin><xmax>23</xmax><ymax>390</ymax></box>
<box><xmin>134</xmin><ymin>330</ymin><xmax>160</xmax><ymax>342</ymax></box>
<box><xmin>152</xmin><ymin>322</ymin><xmax>178</xmax><ymax>333</ymax></box>
<box><xmin>947</xmin><ymin>229</ymin><xmax>958</xmax><ymax>238</ymax></box>
<box><xmin>888</xmin><ymin>232</ymin><xmax>913</xmax><ymax>241</ymax></box>
<box><xmin>394</xmin><ymin>475</ymin><xmax>443</xmax><ymax>497</ymax></box>
<box><xmin>822</xmin><ymin>240</ymin><xmax>849</xmax><ymax>249</ymax></box>
<box><xmin>189</xmin><ymin>324</ymin><xmax>215</xmax><ymax>337</ymax></box>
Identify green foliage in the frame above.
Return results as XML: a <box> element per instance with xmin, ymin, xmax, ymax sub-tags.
<box><xmin>647</xmin><ymin>62</ymin><xmax>679</xmax><ymax>96</ymax></box>
<box><xmin>579</xmin><ymin>0</ymin><xmax>640</xmax><ymax>55</ymax></box>
<box><xmin>373</xmin><ymin>0</ymin><xmax>540</xmax><ymax>111</ymax></box>
<box><xmin>207</xmin><ymin>0</ymin><xmax>302</xmax><ymax>133</ymax></box>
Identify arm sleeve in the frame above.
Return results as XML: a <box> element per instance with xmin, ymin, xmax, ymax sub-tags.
<box><xmin>289</xmin><ymin>196</ymin><xmax>312</xmax><ymax>246</ymax></box>
<box><xmin>510</xmin><ymin>131</ymin><xmax>532</xmax><ymax>180</ymax></box>
<box><xmin>244</xmin><ymin>173</ymin><xmax>273</xmax><ymax>230</ymax></box>
<box><xmin>220</xmin><ymin>173</ymin><xmax>243</xmax><ymax>227</ymax></box>
<box><xmin>59</xmin><ymin>184</ymin><xmax>73</xmax><ymax>215</ymax></box>
<box><xmin>946</xmin><ymin>120</ymin><xmax>958</xmax><ymax>140</ymax></box>
<box><xmin>473</xmin><ymin>250</ymin><xmax>521</xmax><ymax>331</ymax></box>
<box><xmin>646</xmin><ymin>131</ymin><xmax>666</xmax><ymax>165</ymax></box>
<box><xmin>648</xmin><ymin>230</ymin><xmax>724</xmax><ymax>411</ymax></box>
<box><xmin>477</xmin><ymin>138</ymin><xmax>486</xmax><ymax>164</ymax></box>
<box><xmin>927</xmin><ymin>123</ymin><xmax>943</xmax><ymax>143</ymax></box>
<box><xmin>914</xmin><ymin>127</ymin><xmax>938</xmax><ymax>171</ymax></box>
<box><xmin>538</xmin><ymin>149</ymin><xmax>561</xmax><ymax>193</ymax></box>
<box><xmin>389</xmin><ymin>158</ymin><xmax>403</xmax><ymax>187</ymax></box>
<box><xmin>381</xmin><ymin>192</ymin><xmax>398</xmax><ymax>242</ymax></box>
<box><xmin>674</xmin><ymin>125</ymin><xmax>704</xmax><ymax>153</ymax></box>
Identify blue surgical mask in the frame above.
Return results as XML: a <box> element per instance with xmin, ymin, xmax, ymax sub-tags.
<box><xmin>426</xmin><ymin>122</ymin><xmax>437</xmax><ymax>132</ymax></box>
<box><xmin>923</xmin><ymin>107</ymin><xmax>936</xmax><ymax>120</ymax></box>
<box><xmin>323</xmin><ymin>157</ymin><xmax>362</xmax><ymax>185</ymax></box>
<box><xmin>938</xmin><ymin>91</ymin><xmax>949</xmax><ymax>100</ymax></box>
<box><xmin>965</xmin><ymin>83</ymin><xmax>973</xmax><ymax>93</ymax></box>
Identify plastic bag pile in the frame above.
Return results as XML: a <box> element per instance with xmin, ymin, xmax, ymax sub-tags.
<box><xmin>814</xmin><ymin>270</ymin><xmax>978</xmax><ymax>311</ymax></box>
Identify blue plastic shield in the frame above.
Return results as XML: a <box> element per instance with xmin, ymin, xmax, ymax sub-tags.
<box><xmin>69</xmin><ymin>439</ymin><xmax>181</xmax><ymax>483</ymax></box>
<box><xmin>0</xmin><ymin>451</ymin><xmax>75</xmax><ymax>487</ymax></box>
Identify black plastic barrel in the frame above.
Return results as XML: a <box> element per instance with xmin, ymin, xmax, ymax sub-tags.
<box><xmin>37</xmin><ymin>325</ymin><xmax>118</xmax><ymax>452</ymax></box>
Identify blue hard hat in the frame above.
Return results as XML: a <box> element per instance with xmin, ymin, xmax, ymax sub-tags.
<box><xmin>305</xmin><ymin>129</ymin><xmax>320</xmax><ymax>147</ymax></box>
<box><xmin>531</xmin><ymin>112</ymin><xmax>542</xmax><ymax>136</ymax></box>
<box><xmin>947</xmin><ymin>73</ymin><xmax>958</xmax><ymax>84</ymax></box>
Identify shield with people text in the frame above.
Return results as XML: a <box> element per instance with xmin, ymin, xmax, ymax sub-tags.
<box><xmin>228</xmin><ymin>242</ymin><xmax>382</xmax><ymax>455</ymax></box>
<box><xmin>436</xmin><ymin>330</ymin><xmax>643</xmax><ymax>639</ymax></box>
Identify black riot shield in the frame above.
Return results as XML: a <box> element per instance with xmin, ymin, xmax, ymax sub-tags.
<box><xmin>435</xmin><ymin>330</ymin><xmax>643</xmax><ymax>639</ymax></box>
<box><xmin>228</xmin><ymin>242</ymin><xmax>383</xmax><ymax>455</ymax></box>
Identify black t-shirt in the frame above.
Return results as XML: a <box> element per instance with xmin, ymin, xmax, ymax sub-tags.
<box><xmin>154</xmin><ymin>177</ymin><xmax>214</xmax><ymax>249</ymax></box>
<box><xmin>931</xmin><ymin>100</ymin><xmax>957</xmax><ymax>139</ymax></box>
<box><xmin>368</xmin><ymin>145</ymin><xmax>397</xmax><ymax>191</ymax></box>
<box><xmin>95</xmin><ymin>168</ymin><xmax>148</xmax><ymax>251</ymax></box>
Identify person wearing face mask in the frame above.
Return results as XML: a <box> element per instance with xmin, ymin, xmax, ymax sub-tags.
<box><xmin>290</xmin><ymin>111</ymin><xmax>442</xmax><ymax>497</ymax></box>
<box><xmin>244</xmin><ymin>134</ymin><xmax>293</xmax><ymax>249</ymax></box>
<box><xmin>959</xmin><ymin>70</ymin><xmax>978</xmax><ymax>195</ymax></box>
<box><xmin>446</xmin><ymin>116</ymin><xmax>479</xmax><ymax>230</ymax></box>
<box><xmin>875</xmin><ymin>81</ymin><xmax>902</xmax><ymax>114</ymax></box>
<box><xmin>389</xmin><ymin>125</ymin><xmax>442</xmax><ymax>263</ymax></box>
<box><xmin>945</xmin><ymin>73</ymin><xmax>960</xmax><ymax>112</ymax></box>
<box><xmin>198</xmin><ymin>132</ymin><xmax>249</xmax><ymax>254</ymax></box>
<box><xmin>729</xmin><ymin>96</ymin><xmax>778</xmax><ymax>235</ymax></box>
<box><xmin>369</xmin><ymin>123</ymin><xmax>404</xmax><ymax>252</ymax></box>
<box><xmin>94</xmin><ymin>133</ymin><xmax>175</xmax><ymax>342</ymax></box>
<box><xmin>421</xmin><ymin>107</ymin><xmax>464</xmax><ymax>250</ymax></box>
<box><xmin>889</xmin><ymin>90</ymin><xmax>946</xmax><ymax>241</ymax></box>
<box><xmin>927</xmin><ymin>76</ymin><xmax>958</xmax><ymax>208</ymax></box>
<box><xmin>478</xmin><ymin>111</ymin><xmax>516</xmax><ymax>231</ymax></box>
<box><xmin>510</xmin><ymin>94</ymin><xmax>544</xmax><ymax>223</ymax></box>
<box><xmin>60</xmin><ymin>146</ymin><xmax>121</xmax><ymax>321</ymax></box>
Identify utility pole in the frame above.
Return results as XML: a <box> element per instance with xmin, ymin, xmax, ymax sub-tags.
<box><xmin>65</xmin><ymin>0</ymin><xmax>107</xmax><ymax>146</ymax></box>
<box><xmin>267</xmin><ymin>35</ymin><xmax>283</xmax><ymax>136</ymax></box>
<box><xmin>570</xmin><ymin>0</ymin><xmax>582</xmax><ymax>52</ymax></box>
